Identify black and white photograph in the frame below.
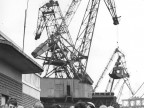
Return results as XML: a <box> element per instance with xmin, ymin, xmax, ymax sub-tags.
<box><xmin>0</xmin><ymin>0</ymin><xmax>144</xmax><ymax>108</ymax></box>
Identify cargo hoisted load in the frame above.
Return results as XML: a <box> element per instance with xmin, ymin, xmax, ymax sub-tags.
<box><xmin>109</xmin><ymin>56</ymin><xmax>129</xmax><ymax>79</ymax></box>
<box><xmin>104</xmin><ymin>48</ymin><xmax>131</xmax><ymax>94</ymax></box>
<box><xmin>94</xmin><ymin>47</ymin><xmax>131</xmax><ymax>94</ymax></box>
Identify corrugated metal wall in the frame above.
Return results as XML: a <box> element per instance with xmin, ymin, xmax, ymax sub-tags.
<box><xmin>22</xmin><ymin>93</ymin><xmax>39</xmax><ymax>108</ymax></box>
<box><xmin>0</xmin><ymin>72</ymin><xmax>22</xmax><ymax>105</ymax></box>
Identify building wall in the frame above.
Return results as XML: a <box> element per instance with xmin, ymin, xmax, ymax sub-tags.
<box><xmin>40</xmin><ymin>78</ymin><xmax>93</xmax><ymax>99</ymax></box>
<box><xmin>22</xmin><ymin>93</ymin><xmax>39</xmax><ymax>108</ymax></box>
<box><xmin>0</xmin><ymin>60</ymin><xmax>22</xmax><ymax>106</ymax></box>
<box><xmin>0</xmin><ymin>60</ymin><xmax>21</xmax><ymax>83</ymax></box>
<box><xmin>22</xmin><ymin>74</ymin><xmax>41</xmax><ymax>108</ymax></box>
<box><xmin>0</xmin><ymin>33</ymin><xmax>42</xmax><ymax>107</ymax></box>
<box><xmin>0</xmin><ymin>73</ymin><xmax>22</xmax><ymax>106</ymax></box>
<box><xmin>0</xmin><ymin>60</ymin><xmax>41</xmax><ymax>107</ymax></box>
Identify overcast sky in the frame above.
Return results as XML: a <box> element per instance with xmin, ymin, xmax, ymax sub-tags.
<box><xmin>1</xmin><ymin>0</ymin><xmax>144</xmax><ymax>103</ymax></box>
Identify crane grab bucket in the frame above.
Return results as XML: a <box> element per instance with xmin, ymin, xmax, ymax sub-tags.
<box><xmin>109</xmin><ymin>66</ymin><xmax>129</xmax><ymax>79</ymax></box>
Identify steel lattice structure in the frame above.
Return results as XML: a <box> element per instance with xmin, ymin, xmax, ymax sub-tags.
<box><xmin>32</xmin><ymin>0</ymin><xmax>79</xmax><ymax>79</ymax></box>
<box><xmin>74</xmin><ymin>0</ymin><xmax>119</xmax><ymax>81</ymax></box>
<box><xmin>32</xmin><ymin>0</ymin><xmax>119</xmax><ymax>85</ymax></box>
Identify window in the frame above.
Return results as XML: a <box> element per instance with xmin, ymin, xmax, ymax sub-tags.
<box><xmin>136</xmin><ymin>100</ymin><xmax>140</xmax><ymax>106</ymax></box>
<box><xmin>1</xmin><ymin>94</ymin><xmax>8</xmax><ymax>106</ymax></box>
<box><xmin>122</xmin><ymin>101</ymin><xmax>128</xmax><ymax>107</ymax></box>
<box><xmin>130</xmin><ymin>101</ymin><xmax>135</xmax><ymax>106</ymax></box>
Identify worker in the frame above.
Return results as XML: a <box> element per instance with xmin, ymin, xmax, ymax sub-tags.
<box><xmin>74</xmin><ymin>101</ymin><xmax>87</xmax><ymax>108</ymax></box>
<box><xmin>7</xmin><ymin>97</ymin><xmax>18</xmax><ymax>108</ymax></box>
<box><xmin>69</xmin><ymin>106</ymin><xmax>74</xmax><ymax>108</ymax></box>
<box><xmin>86</xmin><ymin>102</ymin><xmax>95</xmax><ymax>108</ymax></box>
<box><xmin>33</xmin><ymin>101</ymin><xmax>44</xmax><ymax>108</ymax></box>
<box><xmin>51</xmin><ymin>104</ymin><xmax>61</xmax><ymax>108</ymax></box>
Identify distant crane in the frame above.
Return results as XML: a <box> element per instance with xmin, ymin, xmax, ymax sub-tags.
<box><xmin>93</xmin><ymin>47</ymin><xmax>134</xmax><ymax>102</ymax></box>
<box><xmin>93</xmin><ymin>48</ymin><xmax>121</xmax><ymax>92</ymax></box>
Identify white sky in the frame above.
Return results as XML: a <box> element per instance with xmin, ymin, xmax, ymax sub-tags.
<box><xmin>1</xmin><ymin>0</ymin><xmax>144</xmax><ymax>103</ymax></box>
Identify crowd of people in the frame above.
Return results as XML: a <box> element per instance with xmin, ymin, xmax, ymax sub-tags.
<box><xmin>0</xmin><ymin>97</ymin><xmax>96</xmax><ymax>108</ymax></box>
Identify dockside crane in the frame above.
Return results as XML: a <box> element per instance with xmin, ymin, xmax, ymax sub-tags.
<box><xmin>32</xmin><ymin>0</ymin><xmax>85</xmax><ymax>79</ymax></box>
<box><xmin>31</xmin><ymin>0</ymin><xmax>119</xmax><ymax>84</ymax></box>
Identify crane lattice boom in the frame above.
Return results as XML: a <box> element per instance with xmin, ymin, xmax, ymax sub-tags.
<box><xmin>74</xmin><ymin>0</ymin><xmax>119</xmax><ymax>77</ymax></box>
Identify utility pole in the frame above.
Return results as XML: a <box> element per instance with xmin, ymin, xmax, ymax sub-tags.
<box><xmin>23</xmin><ymin>0</ymin><xmax>29</xmax><ymax>51</ymax></box>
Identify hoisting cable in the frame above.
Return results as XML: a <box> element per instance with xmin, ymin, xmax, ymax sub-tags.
<box><xmin>116</xmin><ymin>25</ymin><xmax>119</xmax><ymax>48</ymax></box>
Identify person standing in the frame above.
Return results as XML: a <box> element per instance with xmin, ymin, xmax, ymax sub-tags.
<box><xmin>4</xmin><ymin>98</ymin><xmax>18</xmax><ymax>108</ymax></box>
<box><xmin>33</xmin><ymin>101</ymin><xmax>44</xmax><ymax>108</ymax></box>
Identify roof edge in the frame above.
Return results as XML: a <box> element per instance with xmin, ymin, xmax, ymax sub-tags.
<box><xmin>0</xmin><ymin>30</ymin><xmax>43</xmax><ymax>71</ymax></box>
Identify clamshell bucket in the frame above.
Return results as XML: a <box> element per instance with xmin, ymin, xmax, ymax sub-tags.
<box><xmin>109</xmin><ymin>66</ymin><xmax>129</xmax><ymax>79</ymax></box>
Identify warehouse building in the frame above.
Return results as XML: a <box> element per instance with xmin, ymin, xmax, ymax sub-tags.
<box><xmin>0</xmin><ymin>31</ymin><xmax>43</xmax><ymax>107</ymax></box>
